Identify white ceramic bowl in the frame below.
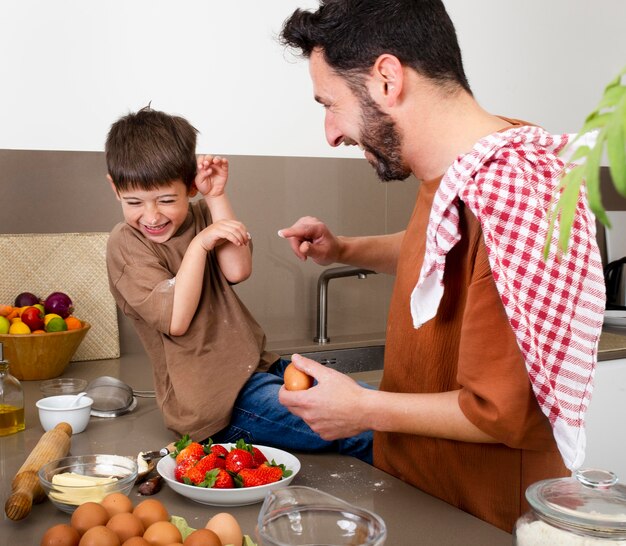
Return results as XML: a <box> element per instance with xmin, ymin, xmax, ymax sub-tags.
<box><xmin>36</xmin><ymin>394</ymin><xmax>94</xmax><ymax>434</ymax></box>
<box><xmin>157</xmin><ymin>443</ymin><xmax>300</xmax><ymax>506</ymax></box>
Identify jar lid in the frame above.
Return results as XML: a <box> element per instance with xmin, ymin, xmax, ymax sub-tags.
<box><xmin>526</xmin><ymin>469</ymin><xmax>626</xmax><ymax>536</ymax></box>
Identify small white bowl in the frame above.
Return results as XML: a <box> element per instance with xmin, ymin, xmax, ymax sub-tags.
<box><xmin>36</xmin><ymin>394</ymin><xmax>94</xmax><ymax>434</ymax></box>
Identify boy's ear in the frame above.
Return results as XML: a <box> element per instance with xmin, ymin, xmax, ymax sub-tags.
<box><xmin>107</xmin><ymin>174</ymin><xmax>121</xmax><ymax>201</ymax></box>
<box><xmin>189</xmin><ymin>184</ymin><xmax>198</xmax><ymax>197</ymax></box>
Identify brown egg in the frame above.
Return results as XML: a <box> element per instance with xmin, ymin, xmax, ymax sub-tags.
<box><xmin>121</xmin><ymin>538</ymin><xmax>150</xmax><ymax>546</ymax></box>
<box><xmin>101</xmin><ymin>493</ymin><xmax>134</xmax><ymax>518</ymax></box>
<box><xmin>106</xmin><ymin>512</ymin><xmax>144</xmax><ymax>543</ymax></box>
<box><xmin>71</xmin><ymin>502</ymin><xmax>110</xmax><ymax>536</ymax></box>
<box><xmin>40</xmin><ymin>523</ymin><xmax>81</xmax><ymax>546</ymax></box>
<box><xmin>283</xmin><ymin>363</ymin><xmax>314</xmax><ymax>391</ymax></box>
<box><xmin>78</xmin><ymin>525</ymin><xmax>120</xmax><ymax>546</ymax></box>
<box><xmin>142</xmin><ymin>521</ymin><xmax>182</xmax><ymax>546</ymax></box>
<box><xmin>132</xmin><ymin>499</ymin><xmax>169</xmax><ymax>529</ymax></box>
<box><xmin>184</xmin><ymin>529</ymin><xmax>222</xmax><ymax>546</ymax></box>
<box><xmin>205</xmin><ymin>512</ymin><xmax>242</xmax><ymax>546</ymax></box>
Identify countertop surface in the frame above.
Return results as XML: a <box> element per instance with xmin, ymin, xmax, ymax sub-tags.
<box><xmin>1</xmin><ymin>353</ymin><xmax>511</xmax><ymax>545</ymax></box>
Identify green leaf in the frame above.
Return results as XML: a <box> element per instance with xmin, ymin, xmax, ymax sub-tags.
<box><xmin>596</xmin><ymin>83</ymin><xmax>626</xmax><ymax>111</ymax></box>
<box><xmin>558</xmin><ymin>168</ymin><xmax>585</xmax><ymax>253</ymax></box>
<box><xmin>170</xmin><ymin>515</ymin><xmax>196</xmax><ymax>541</ymax></box>
<box><xmin>578</xmin><ymin>111</ymin><xmax>613</xmax><ymax>136</ymax></box>
<box><xmin>606</xmin><ymin>100</ymin><xmax>626</xmax><ymax>197</ymax></box>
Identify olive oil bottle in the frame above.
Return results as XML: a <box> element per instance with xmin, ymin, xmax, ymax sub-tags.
<box><xmin>0</xmin><ymin>342</ymin><xmax>25</xmax><ymax>436</ymax></box>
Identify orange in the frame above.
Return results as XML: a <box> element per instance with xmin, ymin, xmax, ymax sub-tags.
<box><xmin>0</xmin><ymin>304</ymin><xmax>13</xmax><ymax>317</ymax></box>
<box><xmin>64</xmin><ymin>316</ymin><xmax>82</xmax><ymax>330</ymax></box>
<box><xmin>5</xmin><ymin>308</ymin><xmax>19</xmax><ymax>321</ymax></box>
<box><xmin>32</xmin><ymin>329</ymin><xmax>46</xmax><ymax>334</ymax></box>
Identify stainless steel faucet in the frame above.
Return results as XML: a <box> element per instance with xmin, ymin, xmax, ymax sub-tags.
<box><xmin>314</xmin><ymin>265</ymin><xmax>376</xmax><ymax>343</ymax></box>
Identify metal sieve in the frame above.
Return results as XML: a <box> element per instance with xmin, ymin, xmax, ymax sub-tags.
<box><xmin>86</xmin><ymin>376</ymin><xmax>155</xmax><ymax>417</ymax></box>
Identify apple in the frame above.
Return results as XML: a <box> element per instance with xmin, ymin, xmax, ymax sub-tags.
<box><xmin>21</xmin><ymin>306</ymin><xmax>45</xmax><ymax>331</ymax></box>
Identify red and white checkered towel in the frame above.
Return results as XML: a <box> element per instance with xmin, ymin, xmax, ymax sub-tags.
<box><xmin>410</xmin><ymin>126</ymin><xmax>606</xmax><ymax>470</ymax></box>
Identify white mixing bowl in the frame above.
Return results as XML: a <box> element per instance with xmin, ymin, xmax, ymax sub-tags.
<box><xmin>36</xmin><ymin>394</ymin><xmax>94</xmax><ymax>434</ymax></box>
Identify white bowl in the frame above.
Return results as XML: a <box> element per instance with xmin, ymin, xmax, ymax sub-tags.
<box><xmin>36</xmin><ymin>394</ymin><xmax>94</xmax><ymax>434</ymax></box>
<box><xmin>157</xmin><ymin>443</ymin><xmax>300</xmax><ymax>506</ymax></box>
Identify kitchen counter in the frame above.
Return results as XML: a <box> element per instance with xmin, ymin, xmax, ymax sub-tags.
<box><xmin>269</xmin><ymin>327</ymin><xmax>626</xmax><ymax>362</ymax></box>
<box><xmin>0</xmin><ymin>353</ymin><xmax>511</xmax><ymax>545</ymax></box>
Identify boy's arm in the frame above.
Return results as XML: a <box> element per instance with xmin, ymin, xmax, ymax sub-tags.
<box><xmin>195</xmin><ymin>155</ymin><xmax>252</xmax><ymax>282</ymax></box>
<box><xmin>169</xmin><ymin>156</ymin><xmax>251</xmax><ymax>336</ymax></box>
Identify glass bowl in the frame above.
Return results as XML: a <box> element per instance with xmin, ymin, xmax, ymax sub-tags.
<box><xmin>40</xmin><ymin>378</ymin><xmax>88</xmax><ymax>397</ymax></box>
<box><xmin>257</xmin><ymin>486</ymin><xmax>387</xmax><ymax>545</ymax></box>
<box><xmin>38</xmin><ymin>454</ymin><xmax>138</xmax><ymax>513</ymax></box>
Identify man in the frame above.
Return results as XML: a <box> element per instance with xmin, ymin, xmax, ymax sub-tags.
<box><xmin>276</xmin><ymin>0</ymin><xmax>605</xmax><ymax>533</ymax></box>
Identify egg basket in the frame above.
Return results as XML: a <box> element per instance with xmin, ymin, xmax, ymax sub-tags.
<box><xmin>0</xmin><ymin>322</ymin><xmax>91</xmax><ymax>380</ymax></box>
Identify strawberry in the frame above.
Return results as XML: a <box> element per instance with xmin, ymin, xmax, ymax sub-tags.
<box><xmin>174</xmin><ymin>458</ymin><xmax>195</xmax><ymax>483</ymax></box>
<box><xmin>204</xmin><ymin>468</ymin><xmax>234</xmax><ymax>489</ymax></box>
<box><xmin>235</xmin><ymin>468</ymin><xmax>265</xmax><ymax>488</ymax></box>
<box><xmin>210</xmin><ymin>444</ymin><xmax>229</xmax><ymax>458</ymax></box>
<box><xmin>254</xmin><ymin>462</ymin><xmax>284</xmax><ymax>484</ymax></box>
<box><xmin>251</xmin><ymin>446</ymin><xmax>267</xmax><ymax>467</ymax></box>
<box><xmin>234</xmin><ymin>461</ymin><xmax>292</xmax><ymax>488</ymax></box>
<box><xmin>195</xmin><ymin>452</ymin><xmax>226</xmax><ymax>473</ymax></box>
<box><xmin>173</xmin><ymin>434</ymin><xmax>206</xmax><ymax>465</ymax></box>
<box><xmin>181</xmin><ymin>453</ymin><xmax>225</xmax><ymax>485</ymax></box>
<box><xmin>184</xmin><ymin>465</ymin><xmax>210</xmax><ymax>486</ymax></box>
<box><xmin>225</xmin><ymin>447</ymin><xmax>255</xmax><ymax>473</ymax></box>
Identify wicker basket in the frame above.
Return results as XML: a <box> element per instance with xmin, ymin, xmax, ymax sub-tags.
<box><xmin>0</xmin><ymin>323</ymin><xmax>91</xmax><ymax>380</ymax></box>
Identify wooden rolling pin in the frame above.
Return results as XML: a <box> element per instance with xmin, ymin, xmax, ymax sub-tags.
<box><xmin>5</xmin><ymin>421</ymin><xmax>72</xmax><ymax>521</ymax></box>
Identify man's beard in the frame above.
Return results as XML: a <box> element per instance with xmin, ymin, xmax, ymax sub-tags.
<box><xmin>359</xmin><ymin>94</ymin><xmax>412</xmax><ymax>182</ymax></box>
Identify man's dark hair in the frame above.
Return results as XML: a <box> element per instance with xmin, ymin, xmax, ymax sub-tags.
<box><xmin>280</xmin><ymin>0</ymin><xmax>471</xmax><ymax>94</ymax></box>
<box><xmin>105</xmin><ymin>106</ymin><xmax>198</xmax><ymax>192</ymax></box>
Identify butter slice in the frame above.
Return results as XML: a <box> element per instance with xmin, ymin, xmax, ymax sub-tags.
<box><xmin>49</xmin><ymin>472</ymin><xmax>118</xmax><ymax>504</ymax></box>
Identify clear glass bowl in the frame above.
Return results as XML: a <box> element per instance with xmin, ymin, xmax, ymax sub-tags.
<box><xmin>40</xmin><ymin>378</ymin><xmax>88</xmax><ymax>397</ymax></box>
<box><xmin>38</xmin><ymin>454</ymin><xmax>138</xmax><ymax>513</ymax></box>
<box><xmin>514</xmin><ymin>468</ymin><xmax>626</xmax><ymax>544</ymax></box>
<box><xmin>257</xmin><ymin>486</ymin><xmax>387</xmax><ymax>545</ymax></box>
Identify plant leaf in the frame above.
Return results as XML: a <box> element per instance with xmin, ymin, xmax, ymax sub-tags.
<box><xmin>596</xmin><ymin>83</ymin><xmax>626</xmax><ymax>111</ymax></box>
<box><xmin>606</xmin><ymin>98</ymin><xmax>626</xmax><ymax>197</ymax></box>
<box><xmin>557</xmin><ymin>168</ymin><xmax>585</xmax><ymax>254</ymax></box>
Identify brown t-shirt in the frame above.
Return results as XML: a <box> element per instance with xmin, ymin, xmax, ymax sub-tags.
<box><xmin>373</xmin><ymin>175</ymin><xmax>568</xmax><ymax>533</ymax></box>
<box><xmin>106</xmin><ymin>200</ymin><xmax>278</xmax><ymax>440</ymax></box>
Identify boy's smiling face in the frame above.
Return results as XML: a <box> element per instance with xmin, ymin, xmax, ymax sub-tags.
<box><xmin>110</xmin><ymin>178</ymin><xmax>194</xmax><ymax>244</ymax></box>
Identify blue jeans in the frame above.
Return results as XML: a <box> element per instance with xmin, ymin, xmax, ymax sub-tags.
<box><xmin>210</xmin><ymin>359</ymin><xmax>373</xmax><ymax>464</ymax></box>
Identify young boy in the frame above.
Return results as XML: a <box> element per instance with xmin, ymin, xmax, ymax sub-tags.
<box><xmin>104</xmin><ymin>106</ymin><xmax>372</xmax><ymax>462</ymax></box>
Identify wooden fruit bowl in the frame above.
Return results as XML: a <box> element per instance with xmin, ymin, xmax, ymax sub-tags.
<box><xmin>0</xmin><ymin>322</ymin><xmax>91</xmax><ymax>380</ymax></box>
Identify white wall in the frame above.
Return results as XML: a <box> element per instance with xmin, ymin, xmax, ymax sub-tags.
<box><xmin>584</xmin><ymin>358</ymin><xmax>626</xmax><ymax>480</ymax></box>
<box><xmin>1</xmin><ymin>1</ymin><xmax>624</xmax><ymax>158</ymax></box>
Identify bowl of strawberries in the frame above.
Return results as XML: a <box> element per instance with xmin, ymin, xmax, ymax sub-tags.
<box><xmin>156</xmin><ymin>436</ymin><xmax>301</xmax><ymax>506</ymax></box>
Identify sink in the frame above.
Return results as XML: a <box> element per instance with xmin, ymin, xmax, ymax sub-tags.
<box><xmin>284</xmin><ymin>345</ymin><xmax>385</xmax><ymax>374</ymax></box>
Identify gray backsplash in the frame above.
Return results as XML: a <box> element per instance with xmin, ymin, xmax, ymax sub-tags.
<box><xmin>0</xmin><ymin>149</ymin><xmax>419</xmax><ymax>355</ymax></box>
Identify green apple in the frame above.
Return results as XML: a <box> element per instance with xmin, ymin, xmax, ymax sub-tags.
<box><xmin>0</xmin><ymin>315</ymin><xmax>9</xmax><ymax>334</ymax></box>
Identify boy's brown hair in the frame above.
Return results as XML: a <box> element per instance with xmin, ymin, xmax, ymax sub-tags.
<box><xmin>105</xmin><ymin>106</ymin><xmax>198</xmax><ymax>192</ymax></box>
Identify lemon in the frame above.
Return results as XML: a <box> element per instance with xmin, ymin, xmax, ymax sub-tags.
<box><xmin>0</xmin><ymin>316</ymin><xmax>9</xmax><ymax>334</ymax></box>
<box><xmin>46</xmin><ymin>317</ymin><xmax>68</xmax><ymax>333</ymax></box>
<box><xmin>9</xmin><ymin>320</ymin><xmax>31</xmax><ymax>334</ymax></box>
<box><xmin>44</xmin><ymin>313</ymin><xmax>62</xmax><ymax>326</ymax></box>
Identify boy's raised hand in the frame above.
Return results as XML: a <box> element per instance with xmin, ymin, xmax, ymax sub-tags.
<box><xmin>195</xmin><ymin>155</ymin><xmax>229</xmax><ymax>197</ymax></box>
